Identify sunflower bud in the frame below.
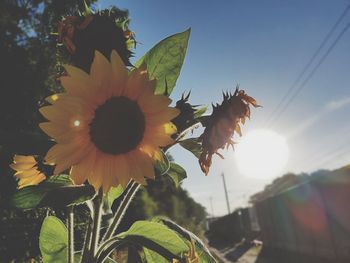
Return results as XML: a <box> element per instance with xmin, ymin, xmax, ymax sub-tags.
<box><xmin>171</xmin><ymin>92</ymin><xmax>197</xmax><ymax>136</ymax></box>
<box><xmin>58</xmin><ymin>7</ymin><xmax>133</xmax><ymax>72</ymax></box>
<box><xmin>199</xmin><ymin>87</ymin><xmax>260</xmax><ymax>175</ymax></box>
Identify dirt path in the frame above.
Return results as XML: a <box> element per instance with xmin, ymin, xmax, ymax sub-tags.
<box><xmin>210</xmin><ymin>242</ymin><xmax>264</xmax><ymax>263</ymax></box>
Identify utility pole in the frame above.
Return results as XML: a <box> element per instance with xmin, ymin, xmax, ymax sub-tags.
<box><xmin>221</xmin><ymin>173</ymin><xmax>231</xmax><ymax>214</ymax></box>
<box><xmin>209</xmin><ymin>197</ymin><xmax>214</xmax><ymax>217</ymax></box>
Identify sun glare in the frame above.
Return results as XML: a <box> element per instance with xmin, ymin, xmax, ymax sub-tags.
<box><xmin>235</xmin><ymin>129</ymin><xmax>289</xmax><ymax>179</ymax></box>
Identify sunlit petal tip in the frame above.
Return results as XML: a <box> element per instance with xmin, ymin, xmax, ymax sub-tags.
<box><xmin>164</xmin><ymin>122</ymin><xmax>177</xmax><ymax>135</ymax></box>
<box><xmin>63</xmin><ymin>64</ymin><xmax>90</xmax><ymax>80</ymax></box>
<box><xmin>13</xmin><ymin>155</ymin><xmax>36</xmax><ymax>164</ymax></box>
<box><xmin>94</xmin><ymin>49</ymin><xmax>104</xmax><ymax>59</ymax></box>
<box><xmin>38</xmin><ymin>106</ymin><xmax>50</xmax><ymax>117</ymax></box>
<box><xmin>45</xmin><ymin>94</ymin><xmax>62</xmax><ymax>104</ymax></box>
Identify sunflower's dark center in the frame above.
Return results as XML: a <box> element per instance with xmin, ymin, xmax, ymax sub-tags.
<box><xmin>89</xmin><ymin>96</ymin><xmax>145</xmax><ymax>155</ymax></box>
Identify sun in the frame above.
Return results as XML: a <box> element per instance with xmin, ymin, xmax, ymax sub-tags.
<box><xmin>235</xmin><ymin>129</ymin><xmax>289</xmax><ymax>179</ymax></box>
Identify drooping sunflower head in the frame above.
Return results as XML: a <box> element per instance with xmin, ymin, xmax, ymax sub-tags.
<box><xmin>39</xmin><ymin>50</ymin><xmax>179</xmax><ymax>192</ymax></box>
<box><xmin>10</xmin><ymin>155</ymin><xmax>47</xmax><ymax>189</ymax></box>
<box><xmin>199</xmin><ymin>87</ymin><xmax>260</xmax><ymax>175</ymax></box>
<box><xmin>58</xmin><ymin>7</ymin><xmax>133</xmax><ymax>72</ymax></box>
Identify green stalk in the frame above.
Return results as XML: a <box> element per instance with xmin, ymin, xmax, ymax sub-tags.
<box><xmin>91</xmin><ymin>189</ymin><xmax>103</xmax><ymax>258</ymax></box>
<box><xmin>80</xmin><ymin>208</ymin><xmax>93</xmax><ymax>263</ymax></box>
<box><xmin>101</xmin><ymin>181</ymin><xmax>140</xmax><ymax>242</ymax></box>
<box><xmin>67</xmin><ymin>206</ymin><xmax>74</xmax><ymax>263</ymax></box>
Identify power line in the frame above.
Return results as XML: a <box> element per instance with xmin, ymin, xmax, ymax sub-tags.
<box><xmin>296</xmin><ymin>127</ymin><xmax>350</xmax><ymax>171</ymax></box>
<box><xmin>268</xmin><ymin>22</ymin><xmax>350</xmax><ymax>126</ymax></box>
<box><xmin>264</xmin><ymin>5</ymin><xmax>350</xmax><ymax>127</ymax></box>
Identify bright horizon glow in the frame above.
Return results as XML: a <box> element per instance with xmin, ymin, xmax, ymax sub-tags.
<box><xmin>235</xmin><ymin>129</ymin><xmax>289</xmax><ymax>179</ymax></box>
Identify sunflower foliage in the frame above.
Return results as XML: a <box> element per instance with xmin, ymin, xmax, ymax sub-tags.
<box><xmin>6</xmin><ymin>2</ymin><xmax>259</xmax><ymax>263</ymax></box>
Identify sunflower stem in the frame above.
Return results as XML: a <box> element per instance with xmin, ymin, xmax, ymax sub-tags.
<box><xmin>91</xmin><ymin>189</ymin><xmax>103</xmax><ymax>258</ymax></box>
<box><xmin>101</xmin><ymin>181</ymin><xmax>140</xmax><ymax>242</ymax></box>
<box><xmin>80</xmin><ymin>202</ymin><xmax>93</xmax><ymax>263</ymax></box>
<box><xmin>67</xmin><ymin>206</ymin><xmax>74</xmax><ymax>263</ymax></box>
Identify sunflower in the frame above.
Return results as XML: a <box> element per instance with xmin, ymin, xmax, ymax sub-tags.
<box><xmin>199</xmin><ymin>88</ymin><xmax>259</xmax><ymax>175</ymax></box>
<box><xmin>39</xmin><ymin>50</ymin><xmax>179</xmax><ymax>191</ymax></box>
<box><xmin>10</xmin><ymin>155</ymin><xmax>46</xmax><ymax>189</ymax></box>
<box><xmin>58</xmin><ymin>8</ymin><xmax>132</xmax><ymax>73</ymax></box>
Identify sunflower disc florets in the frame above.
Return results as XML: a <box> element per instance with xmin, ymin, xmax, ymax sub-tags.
<box><xmin>199</xmin><ymin>87</ymin><xmax>260</xmax><ymax>175</ymax></box>
<box><xmin>58</xmin><ymin>8</ymin><xmax>132</xmax><ymax>72</ymax></box>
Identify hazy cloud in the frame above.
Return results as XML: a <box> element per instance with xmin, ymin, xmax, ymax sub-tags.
<box><xmin>326</xmin><ymin>96</ymin><xmax>350</xmax><ymax>111</ymax></box>
<box><xmin>288</xmin><ymin>96</ymin><xmax>350</xmax><ymax>138</ymax></box>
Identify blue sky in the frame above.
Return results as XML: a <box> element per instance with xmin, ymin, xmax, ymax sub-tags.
<box><xmin>99</xmin><ymin>0</ymin><xmax>350</xmax><ymax>215</ymax></box>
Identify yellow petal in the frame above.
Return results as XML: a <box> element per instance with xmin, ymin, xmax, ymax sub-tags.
<box><xmin>39</xmin><ymin>105</ymin><xmax>70</xmax><ymax>124</ymax></box>
<box><xmin>145</xmin><ymin>108</ymin><xmax>180</xmax><ymax>125</ymax></box>
<box><xmin>90</xmin><ymin>50</ymin><xmax>112</xmax><ymax>91</ymax></box>
<box><xmin>125</xmin><ymin>64</ymin><xmax>149</xmax><ymax>100</ymax></box>
<box><xmin>110</xmin><ymin>50</ymin><xmax>128</xmax><ymax>96</ymax></box>
<box><xmin>112</xmin><ymin>155</ymin><xmax>130</xmax><ymax>188</ymax></box>
<box><xmin>13</xmin><ymin>155</ymin><xmax>36</xmax><ymax>164</ymax></box>
<box><xmin>45</xmin><ymin>138</ymin><xmax>90</xmax><ymax>174</ymax></box>
<box><xmin>10</xmin><ymin>162</ymin><xmax>36</xmax><ymax>171</ymax></box>
<box><xmin>60</xmin><ymin>76</ymin><xmax>94</xmax><ymax>98</ymax></box>
<box><xmin>63</xmin><ymin>64</ymin><xmax>90</xmax><ymax>82</ymax></box>
<box><xmin>135</xmin><ymin>150</ymin><xmax>155</xmax><ymax>180</ymax></box>
<box><xmin>126</xmin><ymin>151</ymin><xmax>147</xmax><ymax>185</ymax></box>
<box><xmin>143</xmin><ymin>133</ymin><xmax>174</xmax><ymax>147</ymax></box>
<box><xmin>15</xmin><ymin>168</ymin><xmax>41</xmax><ymax>179</ymax></box>
<box><xmin>163</xmin><ymin>122</ymin><xmax>177</xmax><ymax>135</ymax></box>
<box><xmin>88</xmin><ymin>153</ymin><xmax>104</xmax><ymax>191</ymax></box>
<box><xmin>100</xmin><ymin>155</ymin><xmax>119</xmax><ymax>192</ymax></box>
<box><xmin>57</xmin><ymin>130</ymin><xmax>89</xmax><ymax>144</ymax></box>
<box><xmin>18</xmin><ymin>173</ymin><xmax>45</xmax><ymax>189</ymax></box>
<box><xmin>70</xmin><ymin>149</ymin><xmax>96</xmax><ymax>185</ymax></box>
<box><xmin>39</xmin><ymin>122</ymin><xmax>67</xmax><ymax>139</ymax></box>
<box><xmin>53</xmin><ymin>95</ymin><xmax>90</xmax><ymax>116</ymax></box>
<box><xmin>45</xmin><ymin>93</ymin><xmax>64</xmax><ymax>104</ymax></box>
<box><xmin>140</xmin><ymin>145</ymin><xmax>163</xmax><ymax>162</ymax></box>
<box><xmin>138</xmin><ymin>93</ymin><xmax>171</xmax><ymax>114</ymax></box>
<box><xmin>143</xmin><ymin>124</ymin><xmax>175</xmax><ymax>147</ymax></box>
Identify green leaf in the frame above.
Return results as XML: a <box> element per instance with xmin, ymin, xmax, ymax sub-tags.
<box><xmin>143</xmin><ymin>247</ymin><xmax>168</xmax><ymax>263</ymax></box>
<box><xmin>167</xmin><ymin>162</ymin><xmax>187</xmax><ymax>187</ymax></box>
<box><xmin>193</xmin><ymin>105</ymin><xmax>208</xmax><ymax>119</ymax></box>
<box><xmin>155</xmin><ymin>150</ymin><xmax>170</xmax><ymax>175</ymax></box>
<box><xmin>39</xmin><ymin>216</ymin><xmax>68</xmax><ymax>263</ymax></box>
<box><xmin>118</xmin><ymin>221</ymin><xmax>189</xmax><ymax>260</ymax></box>
<box><xmin>154</xmin><ymin>217</ymin><xmax>217</xmax><ymax>263</ymax></box>
<box><xmin>105</xmin><ymin>185</ymin><xmax>124</xmax><ymax>209</ymax></box>
<box><xmin>135</xmin><ymin>29</ymin><xmax>191</xmax><ymax>95</ymax></box>
<box><xmin>10</xmin><ymin>174</ymin><xmax>96</xmax><ymax>209</ymax></box>
<box><xmin>179</xmin><ymin>137</ymin><xmax>203</xmax><ymax>159</ymax></box>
